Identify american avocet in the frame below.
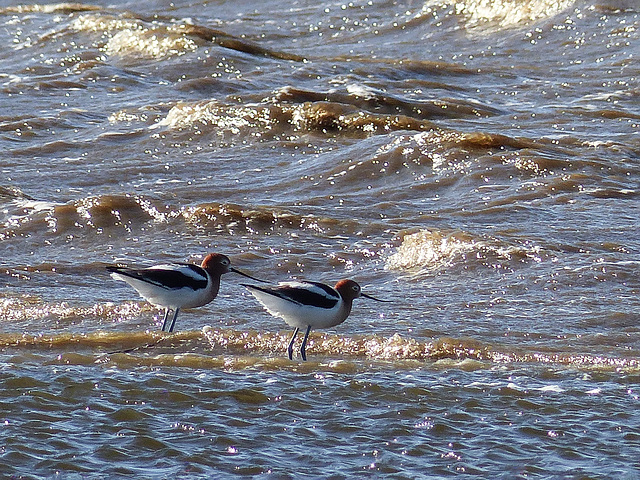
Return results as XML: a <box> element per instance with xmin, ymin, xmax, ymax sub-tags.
<box><xmin>242</xmin><ymin>279</ymin><xmax>390</xmax><ymax>361</ymax></box>
<box><xmin>107</xmin><ymin>253</ymin><xmax>262</xmax><ymax>333</ymax></box>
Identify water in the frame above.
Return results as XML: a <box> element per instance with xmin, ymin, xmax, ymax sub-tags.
<box><xmin>1</xmin><ymin>0</ymin><xmax>640</xmax><ymax>477</ymax></box>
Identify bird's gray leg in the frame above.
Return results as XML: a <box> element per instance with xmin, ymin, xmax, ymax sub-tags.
<box><xmin>168</xmin><ymin>308</ymin><xmax>180</xmax><ymax>333</ymax></box>
<box><xmin>161</xmin><ymin>308</ymin><xmax>171</xmax><ymax>331</ymax></box>
<box><xmin>287</xmin><ymin>328</ymin><xmax>299</xmax><ymax>360</ymax></box>
<box><xmin>300</xmin><ymin>325</ymin><xmax>312</xmax><ymax>362</ymax></box>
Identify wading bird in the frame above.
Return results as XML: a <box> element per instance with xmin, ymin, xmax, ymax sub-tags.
<box><xmin>108</xmin><ymin>253</ymin><xmax>262</xmax><ymax>332</ymax></box>
<box><xmin>243</xmin><ymin>279</ymin><xmax>390</xmax><ymax>360</ymax></box>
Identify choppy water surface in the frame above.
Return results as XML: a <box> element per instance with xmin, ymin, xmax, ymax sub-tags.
<box><xmin>1</xmin><ymin>0</ymin><xmax>640</xmax><ymax>477</ymax></box>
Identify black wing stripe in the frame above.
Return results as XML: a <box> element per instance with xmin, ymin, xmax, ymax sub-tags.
<box><xmin>108</xmin><ymin>266</ymin><xmax>208</xmax><ymax>290</ymax></box>
<box><xmin>245</xmin><ymin>283</ymin><xmax>339</xmax><ymax>309</ymax></box>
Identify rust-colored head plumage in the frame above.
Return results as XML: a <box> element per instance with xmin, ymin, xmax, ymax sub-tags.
<box><xmin>335</xmin><ymin>279</ymin><xmax>391</xmax><ymax>303</ymax></box>
<box><xmin>334</xmin><ymin>279</ymin><xmax>362</xmax><ymax>302</ymax></box>
<box><xmin>200</xmin><ymin>253</ymin><xmax>232</xmax><ymax>276</ymax></box>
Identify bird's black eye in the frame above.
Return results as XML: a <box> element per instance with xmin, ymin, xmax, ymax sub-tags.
<box><xmin>221</xmin><ymin>259</ymin><xmax>230</xmax><ymax>266</ymax></box>
<box><xmin>352</xmin><ymin>285</ymin><xmax>360</xmax><ymax>292</ymax></box>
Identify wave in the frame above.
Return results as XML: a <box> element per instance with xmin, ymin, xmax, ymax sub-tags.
<box><xmin>148</xmin><ymin>84</ymin><xmax>503</xmax><ymax>138</ymax></box>
<box><xmin>275</xmin><ymin>85</ymin><xmax>504</xmax><ymax>119</ymax></box>
<box><xmin>1</xmin><ymin>327</ymin><xmax>637</xmax><ymax>372</ymax></box>
<box><xmin>0</xmin><ymin>6</ymin><xmax>273</xmax><ymax>59</ymax></box>
<box><xmin>70</xmin><ymin>11</ymin><xmax>304</xmax><ymax>61</ymax></box>
<box><xmin>182</xmin><ymin>202</ymin><xmax>361</xmax><ymax>236</ymax></box>
<box><xmin>420</xmin><ymin>0</ymin><xmax>577</xmax><ymax>33</ymax></box>
<box><xmin>0</xmin><ymin>191</ymin><xmax>374</xmax><ymax>240</ymax></box>
<box><xmin>0</xmin><ymin>3</ymin><xmax>101</xmax><ymax>15</ymax></box>
<box><xmin>70</xmin><ymin>12</ymin><xmax>200</xmax><ymax>59</ymax></box>
<box><xmin>386</xmin><ymin>229</ymin><xmax>545</xmax><ymax>275</ymax></box>
<box><xmin>0</xmin><ymin>193</ymin><xmax>172</xmax><ymax>240</ymax></box>
<box><xmin>0</xmin><ymin>296</ymin><xmax>146</xmax><ymax>328</ymax></box>
<box><xmin>150</xmin><ymin>98</ymin><xmax>435</xmax><ymax>139</ymax></box>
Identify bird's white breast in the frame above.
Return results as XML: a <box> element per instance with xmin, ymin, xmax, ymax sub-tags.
<box><xmin>248</xmin><ymin>281</ymin><xmax>349</xmax><ymax>329</ymax></box>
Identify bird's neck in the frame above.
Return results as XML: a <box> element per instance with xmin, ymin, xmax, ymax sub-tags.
<box><xmin>203</xmin><ymin>275</ymin><xmax>221</xmax><ymax>303</ymax></box>
<box><xmin>338</xmin><ymin>299</ymin><xmax>353</xmax><ymax>324</ymax></box>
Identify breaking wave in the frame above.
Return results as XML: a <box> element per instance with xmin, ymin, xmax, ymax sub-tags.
<box><xmin>0</xmin><ymin>327</ymin><xmax>636</xmax><ymax>373</ymax></box>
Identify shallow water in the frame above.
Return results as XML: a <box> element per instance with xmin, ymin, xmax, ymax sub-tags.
<box><xmin>2</xmin><ymin>0</ymin><xmax>640</xmax><ymax>477</ymax></box>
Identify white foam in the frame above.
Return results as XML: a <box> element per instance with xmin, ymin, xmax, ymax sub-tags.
<box><xmin>105</xmin><ymin>29</ymin><xmax>197</xmax><ymax>58</ymax></box>
<box><xmin>538</xmin><ymin>384</ymin><xmax>565</xmax><ymax>393</ymax></box>
<box><xmin>72</xmin><ymin>14</ymin><xmax>198</xmax><ymax>59</ymax></box>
